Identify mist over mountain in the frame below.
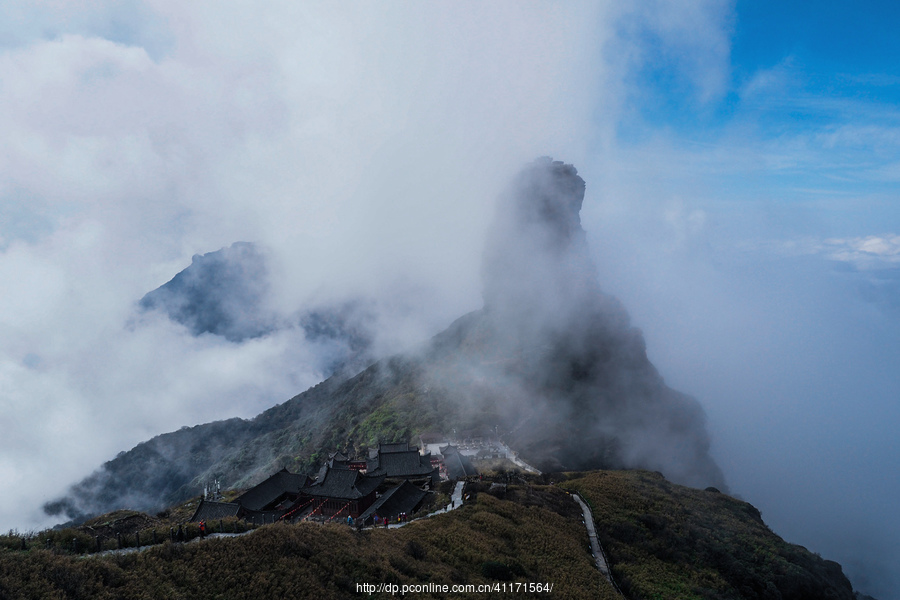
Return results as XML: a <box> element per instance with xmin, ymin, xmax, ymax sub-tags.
<box><xmin>47</xmin><ymin>158</ymin><xmax>724</xmax><ymax>521</ymax></box>
<box><xmin>139</xmin><ymin>242</ymin><xmax>274</xmax><ymax>342</ymax></box>
<box><xmin>138</xmin><ymin>241</ymin><xmax>374</xmax><ymax>376</ymax></box>
<box><xmin>440</xmin><ymin>158</ymin><xmax>724</xmax><ymax>486</ymax></box>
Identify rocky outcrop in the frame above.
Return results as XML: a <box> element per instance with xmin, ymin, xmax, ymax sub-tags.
<box><xmin>50</xmin><ymin>158</ymin><xmax>725</xmax><ymax>523</ymax></box>
<box><xmin>433</xmin><ymin>157</ymin><xmax>725</xmax><ymax>488</ymax></box>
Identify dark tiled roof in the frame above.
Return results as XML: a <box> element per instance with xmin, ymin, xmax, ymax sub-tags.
<box><xmin>303</xmin><ymin>466</ymin><xmax>384</xmax><ymax>500</ymax></box>
<box><xmin>367</xmin><ymin>450</ymin><xmax>437</xmax><ymax>479</ymax></box>
<box><xmin>359</xmin><ymin>480</ymin><xmax>429</xmax><ymax>523</ymax></box>
<box><xmin>380</xmin><ymin>442</ymin><xmax>416</xmax><ymax>453</ymax></box>
<box><xmin>443</xmin><ymin>451</ymin><xmax>477</xmax><ymax>480</ymax></box>
<box><xmin>233</xmin><ymin>468</ymin><xmax>311</xmax><ymax>511</ymax></box>
<box><xmin>370</xmin><ymin>442</ymin><xmax>413</xmax><ymax>460</ymax></box>
<box><xmin>327</xmin><ymin>457</ymin><xmax>353</xmax><ymax>470</ymax></box>
<box><xmin>190</xmin><ymin>500</ymin><xmax>241</xmax><ymax>522</ymax></box>
<box><xmin>440</xmin><ymin>444</ymin><xmax>460</xmax><ymax>455</ymax></box>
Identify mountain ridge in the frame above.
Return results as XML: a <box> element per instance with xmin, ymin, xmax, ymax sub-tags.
<box><xmin>47</xmin><ymin>158</ymin><xmax>724</xmax><ymax>522</ymax></box>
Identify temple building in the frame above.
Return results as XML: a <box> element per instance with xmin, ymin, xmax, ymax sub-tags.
<box><xmin>366</xmin><ymin>442</ymin><xmax>440</xmax><ymax>485</ymax></box>
<box><xmin>440</xmin><ymin>444</ymin><xmax>478</xmax><ymax>480</ymax></box>
<box><xmin>190</xmin><ymin>468</ymin><xmax>311</xmax><ymax>524</ymax></box>
<box><xmin>359</xmin><ymin>480</ymin><xmax>430</xmax><ymax>525</ymax></box>
<box><xmin>300</xmin><ymin>465</ymin><xmax>384</xmax><ymax>518</ymax></box>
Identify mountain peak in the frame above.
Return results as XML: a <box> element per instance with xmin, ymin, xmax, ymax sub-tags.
<box><xmin>509</xmin><ymin>157</ymin><xmax>586</xmax><ymax>249</ymax></box>
<box><xmin>451</xmin><ymin>158</ymin><xmax>725</xmax><ymax>487</ymax></box>
<box><xmin>482</xmin><ymin>158</ymin><xmax>614</xmax><ymax>334</ymax></box>
<box><xmin>140</xmin><ymin>242</ymin><xmax>273</xmax><ymax>342</ymax></box>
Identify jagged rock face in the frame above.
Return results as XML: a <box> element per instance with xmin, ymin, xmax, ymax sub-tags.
<box><xmin>446</xmin><ymin>157</ymin><xmax>726</xmax><ymax>488</ymax></box>
<box><xmin>497</xmin><ymin>157</ymin><xmax>586</xmax><ymax>253</ymax></box>
<box><xmin>482</xmin><ymin>159</ymin><xmax>629</xmax><ymax>348</ymax></box>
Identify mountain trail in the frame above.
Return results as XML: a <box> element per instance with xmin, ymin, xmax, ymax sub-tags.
<box><xmin>573</xmin><ymin>492</ymin><xmax>623</xmax><ymax>596</ymax></box>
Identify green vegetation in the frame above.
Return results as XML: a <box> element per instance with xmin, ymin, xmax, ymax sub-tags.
<box><xmin>1</xmin><ymin>500</ymin><xmax>256</xmax><ymax>557</ymax></box>
<box><xmin>49</xmin><ymin>338</ymin><xmax>524</xmax><ymax>522</ymax></box>
<box><xmin>561</xmin><ymin>470</ymin><xmax>855</xmax><ymax>600</ymax></box>
<box><xmin>0</xmin><ymin>483</ymin><xmax>613</xmax><ymax>599</ymax></box>
<box><xmin>3</xmin><ymin>471</ymin><xmax>863</xmax><ymax>599</ymax></box>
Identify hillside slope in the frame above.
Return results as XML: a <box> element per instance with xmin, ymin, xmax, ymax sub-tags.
<box><xmin>9</xmin><ymin>471</ymin><xmax>859</xmax><ymax>600</ymax></box>
<box><xmin>563</xmin><ymin>471</ymin><xmax>855</xmax><ymax>600</ymax></box>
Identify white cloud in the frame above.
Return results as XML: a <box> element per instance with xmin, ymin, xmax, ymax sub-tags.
<box><xmin>0</xmin><ymin>0</ymin><xmax>623</xmax><ymax>531</ymax></box>
<box><xmin>744</xmin><ymin>234</ymin><xmax>900</xmax><ymax>271</ymax></box>
<box><xmin>612</xmin><ymin>0</ymin><xmax>732</xmax><ymax>107</ymax></box>
<box><xmin>822</xmin><ymin>234</ymin><xmax>900</xmax><ymax>268</ymax></box>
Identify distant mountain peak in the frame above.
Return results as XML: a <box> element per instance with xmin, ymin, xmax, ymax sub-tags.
<box><xmin>137</xmin><ymin>242</ymin><xmax>375</xmax><ymax>375</ymax></box>
<box><xmin>139</xmin><ymin>242</ymin><xmax>273</xmax><ymax>342</ymax></box>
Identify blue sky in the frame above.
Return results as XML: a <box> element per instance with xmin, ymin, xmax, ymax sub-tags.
<box><xmin>590</xmin><ymin>4</ymin><xmax>900</xmax><ymax>597</ymax></box>
<box><xmin>0</xmin><ymin>2</ymin><xmax>897</xmax><ymax>597</ymax></box>
<box><xmin>636</xmin><ymin>0</ymin><xmax>900</xmax><ymax>125</ymax></box>
<box><xmin>734</xmin><ymin>0</ymin><xmax>900</xmax><ymax>78</ymax></box>
<box><xmin>623</xmin><ymin>0</ymin><xmax>900</xmax><ymax>236</ymax></box>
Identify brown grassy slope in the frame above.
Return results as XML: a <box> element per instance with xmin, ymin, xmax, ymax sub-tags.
<box><xmin>0</xmin><ymin>485</ymin><xmax>615</xmax><ymax>600</ymax></box>
<box><xmin>561</xmin><ymin>470</ymin><xmax>854</xmax><ymax>600</ymax></box>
